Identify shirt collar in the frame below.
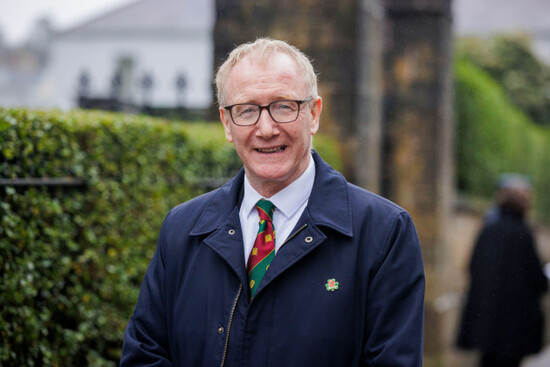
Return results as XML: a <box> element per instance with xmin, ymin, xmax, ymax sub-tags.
<box><xmin>190</xmin><ymin>150</ymin><xmax>353</xmax><ymax>238</ymax></box>
<box><xmin>242</xmin><ymin>154</ymin><xmax>316</xmax><ymax>219</ymax></box>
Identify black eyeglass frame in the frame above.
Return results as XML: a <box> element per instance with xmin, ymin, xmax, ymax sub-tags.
<box><xmin>223</xmin><ymin>97</ymin><xmax>314</xmax><ymax>126</ymax></box>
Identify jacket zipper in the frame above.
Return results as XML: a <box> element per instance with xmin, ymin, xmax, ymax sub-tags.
<box><xmin>219</xmin><ymin>224</ymin><xmax>307</xmax><ymax>366</ymax></box>
<box><xmin>220</xmin><ymin>283</ymin><xmax>243</xmax><ymax>367</ymax></box>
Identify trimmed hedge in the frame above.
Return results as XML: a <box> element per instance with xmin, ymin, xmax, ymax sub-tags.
<box><xmin>455</xmin><ymin>58</ymin><xmax>550</xmax><ymax>221</ymax></box>
<box><xmin>456</xmin><ymin>35</ymin><xmax>550</xmax><ymax>127</ymax></box>
<box><xmin>0</xmin><ymin>108</ymin><xmax>342</xmax><ymax>366</ymax></box>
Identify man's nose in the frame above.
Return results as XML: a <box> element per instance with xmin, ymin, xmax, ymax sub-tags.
<box><xmin>255</xmin><ymin>108</ymin><xmax>279</xmax><ymax>137</ymax></box>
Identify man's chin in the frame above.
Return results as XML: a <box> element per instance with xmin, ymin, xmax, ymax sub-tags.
<box><xmin>254</xmin><ymin>169</ymin><xmax>289</xmax><ymax>184</ymax></box>
<box><xmin>245</xmin><ymin>166</ymin><xmax>295</xmax><ymax>191</ymax></box>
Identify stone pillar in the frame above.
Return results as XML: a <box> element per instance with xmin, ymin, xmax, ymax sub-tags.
<box><xmin>382</xmin><ymin>0</ymin><xmax>454</xmax><ymax>362</ymax></box>
<box><xmin>214</xmin><ymin>0</ymin><xmax>361</xmax><ymax>181</ymax></box>
<box><xmin>355</xmin><ymin>0</ymin><xmax>384</xmax><ymax>192</ymax></box>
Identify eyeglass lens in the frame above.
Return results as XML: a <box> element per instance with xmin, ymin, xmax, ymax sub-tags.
<box><xmin>231</xmin><ymin>100</ymin><xmax>300</xmax><ymax>125</ymax></box>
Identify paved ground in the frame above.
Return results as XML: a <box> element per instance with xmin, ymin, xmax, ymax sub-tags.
<box><xmin>523</xmin><ymin>346</ymin><xmax>550</xmax><ymax>367</ymax></box>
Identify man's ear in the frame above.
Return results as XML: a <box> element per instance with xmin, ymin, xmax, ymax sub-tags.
<box><xmin>219</xmin><ymin>107</ymin><xmax>234</xmax><ymax>143</ymax></box>
<box><xmin>310</xmin><ymin>96</ymin><xmax>322</xmax><ymax>135</ymax></box>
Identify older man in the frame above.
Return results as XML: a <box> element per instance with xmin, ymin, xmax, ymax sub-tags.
<box><xmin>122</xmin><ymin>38</ymin><xmax>425</xmax><ymax>366</ymax></box>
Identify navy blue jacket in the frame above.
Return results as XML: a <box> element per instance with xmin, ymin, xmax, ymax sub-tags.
<box><xmin>122</xmin><ymin>151</ymin><xmax>425</xmax><ymax>366</ymax></box>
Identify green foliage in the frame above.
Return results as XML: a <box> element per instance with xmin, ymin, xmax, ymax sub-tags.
<box><xmin>0</xmin><ymin>110</ymin><xmax>238</xmax><ymax>366</ymax></box>
<box><xmin>0</xmin><ymin>109</ymin><xmax>342</xmax><ymax>366</ymax></box>
<box><xmin>456</xmin><ymin>35</ymin><xmax>550</xmax><ymax>126</ymax></box>
<box><xmin>454</xmin><ymin>59</ymin><xmax>550</xmax><ymax>221</ymax></box>
<box><xmin>312</xmin><ymin>134</ymin><xmax>343</xmax><ymax>172</ymax></box>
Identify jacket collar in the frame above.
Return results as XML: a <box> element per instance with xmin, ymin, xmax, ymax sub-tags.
<box><xmin>190</xmin><ymin>150</ymin><xmax>353</xmax><ymax>238</ymax></box>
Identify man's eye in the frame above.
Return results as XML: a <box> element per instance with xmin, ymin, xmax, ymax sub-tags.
<box><xmin>273</xmin><ymin>102</ymin><xmax>297</xmax><ymax>111</ymax></box>
<box><xmin>235</xmin><ymin>106</ymin><xmax>257</xmax><ymax>116</ymax></box>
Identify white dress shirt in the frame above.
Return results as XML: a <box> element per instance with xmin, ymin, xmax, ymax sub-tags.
<box><xmin>239</xmin><ymin>154</ymin><xmax>316</xmax><ymax>264</ymax></box>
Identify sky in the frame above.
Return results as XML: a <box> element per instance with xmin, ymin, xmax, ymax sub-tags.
<box><xmin>0</xmin><ymin>0</ymin><xmax>134</xmax><ymax>46</ymax></box>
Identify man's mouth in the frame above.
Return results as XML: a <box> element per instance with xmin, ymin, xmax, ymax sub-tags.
<box><xmin>256</xmin><ymin>146</ymin><xmax>286</xmax><ymax>153</ymax></box>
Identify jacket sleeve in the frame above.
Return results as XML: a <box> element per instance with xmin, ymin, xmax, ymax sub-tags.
<box><xmin>121</xmin><ymin>217</ymin><xmax>173</xmax><ymax>366</ymax></box>
<box><xmin>523</xmin><ymin>230</ymin><xmax>548</xmax><ymax>296</ymax></box>
<box><xmin>363</xmin><ymin>212</ymin><xmax>425</xmax><ymax>366</ymax></box>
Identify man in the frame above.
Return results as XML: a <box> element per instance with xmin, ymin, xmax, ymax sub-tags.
<box><xmin>457</xmin><ymin>175</ymin><xmax>548</xmax><ymax>367</ymax></box>
<box><xmin>122</xmin><ymin>38</ymin><xmax>425</xmax><ymax>366</ymax></box>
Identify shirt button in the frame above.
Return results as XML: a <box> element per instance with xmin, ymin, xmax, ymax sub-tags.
<box><xmin>218</xmin><ymin>327</ymin><xmax>225</xmax><ymax>334</ymax></box>
<box><xmin>305</xmin><ymin>236</ymin><xmax>313</xmax><ymax>243</ymax></box>
<box><xmin>228</xmin><ymin>229</ymin><xmax>235</xmax><ymax>235</ymax></box>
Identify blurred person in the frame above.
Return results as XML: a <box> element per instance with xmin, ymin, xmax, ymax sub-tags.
<box><xmin>484</xmin><ymin>174</ymin><xmax>534</xmax><ymax>224</ymax></box>
<box><xmin>457</xmin><ymin>174</ymin><xmax>548</xmax><ymax>367</ymax></box>
<box><xmin>121</xmin><ymin>38</ymin><xmax>425</xmax><ymax>366</ymax></box>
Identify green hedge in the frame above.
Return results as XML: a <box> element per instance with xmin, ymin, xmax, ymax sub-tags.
<box><xmin>455</xmin><ymin>58</ymin><xmax>550</xmax><ymax>221</ymax></box>
<box><xmin>456</xmin><ymin>35</ymin><xmax>550</xmax><ymax>127</ymax></box>
<box><xmin>0</xmin><ymin>108</ymin><xmax>341</xmax><ymax>366</ymax></box>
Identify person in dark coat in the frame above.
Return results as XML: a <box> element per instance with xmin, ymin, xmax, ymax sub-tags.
<box><xmin>457</xmin><ymin>175</ymin><xmax>548</xmax><ymax>367</ymax></box>
<box><xmin>121</xmin><ymin>38</ymin><xmax>425</xmax><ymax>366</ymax></box>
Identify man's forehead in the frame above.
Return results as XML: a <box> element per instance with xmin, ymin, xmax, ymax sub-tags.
<box><xmin>226</xmin><ymin>53</ymin><xmax>307</xmax><ymax>99</ymax></box>
<box><xmin>235</xmin><ymin>51</ymin><xmax>298</xmax><ymax>72</ymax></box>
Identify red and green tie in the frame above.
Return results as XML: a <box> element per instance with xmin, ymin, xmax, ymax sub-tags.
<box><xmin>247</xmin><ymin>199</ymin><xmax>276</xmax><ymax>298</ymax></box>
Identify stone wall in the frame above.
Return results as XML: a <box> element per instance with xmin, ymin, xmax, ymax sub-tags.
<box><xmin>214</xmin><ymin>0</ymin><xmax>366</xmax><ymax>180</ymax></box>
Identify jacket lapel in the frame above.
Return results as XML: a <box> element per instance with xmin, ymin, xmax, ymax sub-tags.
<box><xmin>253</xmin><ymin>210</ymin><xmax>326</xmax><ymax>296</ymax></box>
<box><xmin>187</xmin><ymin>151</ymin><xmax>354</xmax><ymax>298</ymax></box>
<box><xmin>307</xmin><ymin>150</ymin><xmax>353</xmax><ymax>237</ymax></box>
<box><xmin>253</xmin><ymin>151</ymin><xmax>354</xmax><ymax>297</ymax></box>
<box><xmin>190</xmin><ymin>170</ymin><xmax>249</xmax><ymax>286</ymax></box>
<box><xmin>202</xmin><ymin>207</ymin><xmax>249</xmax><ymax>287</ymax></box>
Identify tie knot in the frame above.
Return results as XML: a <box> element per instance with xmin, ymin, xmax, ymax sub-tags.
<box><xmin>256</xmin><ymin>199</ymin><xmax>275</xmax><ymax>221</ymax></box>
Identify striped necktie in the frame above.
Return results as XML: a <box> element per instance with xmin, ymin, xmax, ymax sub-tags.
<box><xmin>247</xmin><ymin>199</ymin><xmax>276</xmax><ymax>298</ymax></box>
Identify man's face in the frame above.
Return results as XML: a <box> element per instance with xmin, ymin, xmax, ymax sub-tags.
<box><xmin>219</xmin><ymin>52</ymin><xmax>322</xmax><ymax>196</ymax></box>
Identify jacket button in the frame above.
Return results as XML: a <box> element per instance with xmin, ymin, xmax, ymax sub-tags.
<box><xmin>228</xmin><ymin>229</ymin><xmax>235</xmax><ymax>235</ymax></box>
<box><xmin>218</xmin><ymin>327</ymin><xmax>224</xmax><ymax>334</ymax></box>
<box><xmin>305</xmin><ymin>236</ymin><xmax>313</xmax><ymax>243</ymax></box>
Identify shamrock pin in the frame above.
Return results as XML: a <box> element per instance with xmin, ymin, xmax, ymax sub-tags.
<box><xmin>325</xmin><ymin>278</ymin><xmax>339</xmax><ymax>291</ymax></box>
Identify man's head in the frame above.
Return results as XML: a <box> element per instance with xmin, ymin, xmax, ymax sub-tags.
<box><xmin>215</xmin><ymin>38</ymin><xmax>318</xmax><ymax>107</ymax></box>
<box><xmin>497</xmin><ymin>174</ymin><xmax>533</xmax><ymax>215</ymax></box>
<box><xmin>216</xmin><ymin>38</ymin><xmax>322</xmax><ymax>197</ymax></box>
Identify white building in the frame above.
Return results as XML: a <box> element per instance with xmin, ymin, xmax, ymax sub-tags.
<box><xmin>35</xmin><ymin>0</ymin><xmax>215</xmax><ymax>110</ymax></box>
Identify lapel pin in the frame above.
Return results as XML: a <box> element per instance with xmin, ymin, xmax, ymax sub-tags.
<box><xmin>325</xmin><ymin>278</ymin><xmax>339</xmax><ymax>291</ymax></box>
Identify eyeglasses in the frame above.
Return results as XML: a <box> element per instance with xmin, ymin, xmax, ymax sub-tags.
<box><xmin>223</xmin><ymin>97</ymin><xmax>313</xmax><ymax>126</ymax></box>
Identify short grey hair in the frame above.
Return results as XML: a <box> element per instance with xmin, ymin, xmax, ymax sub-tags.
<box><xmin>215</xmin><ymin>37</ymin><xmax>318</xmax><ymax>106</ymax></box>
